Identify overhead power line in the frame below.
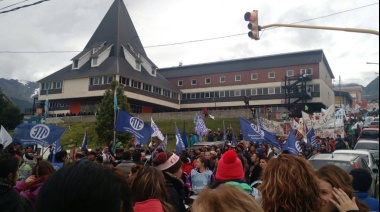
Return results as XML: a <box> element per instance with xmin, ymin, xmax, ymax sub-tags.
<box><xmin>0</xmin><ymin>0</ymin><xmax>50</xmax><ymax>14</ymax></box>
<box><xmin>0</xmin><ymin>2</ymin><xmax>378</xmax><ymax>52</ymax></box>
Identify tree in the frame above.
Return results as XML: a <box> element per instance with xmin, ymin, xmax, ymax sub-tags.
<box><xmin>95</xmin><ymin>81</ymin><xmax>131</xmax><ymax>145</ymax></box>
<box><xmin>0</xmin><ymin>88</ymin><xmax>22</xmax><ymax>129</ymax></box>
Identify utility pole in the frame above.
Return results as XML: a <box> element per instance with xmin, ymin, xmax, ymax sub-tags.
<box><xmin>260</xmin><ymin>23</ymin><xmax>379</xmax><ymax>36</ymax></box>
<box><xmin>339</xmin><ymin>75</ymin><xmax>342</xmax><ymax>109</ymax></box>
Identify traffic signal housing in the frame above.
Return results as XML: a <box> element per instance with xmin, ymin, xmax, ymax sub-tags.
<box><xmin>244</xmin><ymin>10</ymin><xmax>260</xmax><ymax>40</ymax></box>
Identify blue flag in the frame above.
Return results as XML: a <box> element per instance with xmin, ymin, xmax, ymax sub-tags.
<box><xmin>193</xmin><ymin>112</ymin><xmax>199</xmax><ymax>124</ymax></box>
<box><xmin>239</xmin><ymin>117</ymin><xmax>279</xmax><ymax>148</ymax></box>
<box><xmin>306</xmin><ymin>125</ymin><xmax>318</xmax><ymax>148</ymax></box>
<box><xmin>194</xmin><ymin>114</ymin><xmax>208</xmax><ymax>141</ymax></box>
<box><xmin>13</xmin><ymin>123</ymin><xmax>66</xmax><ymax>147</ymax></box>
<box><xmin>175</xmin><ymin>123</ymin><xmax>185</xmax><ymax>155</ymax></box>
<box><xmin>182</xmin><ymin>121</ymin><xmax>188</xmax><ymax>148</ymax></box>
<box><xmin>257</xmin><ymin>113</ymin><xmax>268</xmax><ymax>131</ymax></box>
<box><xmin>282</xmin><ymin>129</ymin><xmax>302</xmax><ymax>155</ymax></box>
<box><xmin>51</xmin><ymin>139</ymin><xmax>62</xmax><ymax>163</ymax></box>
<box><xmin>115</xmin><ymin>109</ymin><xmax>153</xmax><ymax>144</ymax></box>
<box><xmin>230</xmin><ymin>124</ymin><xmax>237</xmax><ymax>146</ymax></box>
<box><xmin>81</xmin><ymin>132</ymin><xmax>88</xmax><ymax>151</ymax></box>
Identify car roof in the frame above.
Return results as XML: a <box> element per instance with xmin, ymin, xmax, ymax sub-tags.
<box><xmin>356</xmin><ymin>140</ymin><xmax>379</xmax><ymax>144</ymax></box>
<box><xmin>333</xmin><ymin>149</ymin><xmax>371</xmax><ymax>155</ymax></box>
<box><xmin>309</xmin><ymin>153</ymin><xmax>360</xmax><ymax>161</ymax></box>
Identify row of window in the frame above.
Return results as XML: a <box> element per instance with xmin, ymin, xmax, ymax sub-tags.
<box><xmin>181</xmin><ymin>84</ymin><xmax>320</xmax><ymax>100</ymax></box>
<box><xmin>42</xmin><ymin>81</ymin><xmax>62</xmax><ymax>90</ymax></box>
<box><xmin>178</xmin><ymin>68</ymin><xmax>313</xmax><ymax>86</ymax></box>
<box><xmin>90</xmin><ymin>75</ymin><xmax>114</xmax><ymax>85</ymax></box>
<box><xmin>119</xmin><ymin>76</ymin><xmax>179</xmax><ymax>100</ymax></box>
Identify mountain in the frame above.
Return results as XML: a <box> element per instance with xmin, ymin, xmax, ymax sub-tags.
<box><xmin>363</xmin><ymin>76</ymin><xmax>379</xmax><ymax>102</ymax></box>
<box><xmin>0</xmin><ymin>78</ymin><xmax>39</xmax><ymax>113</ymax></box>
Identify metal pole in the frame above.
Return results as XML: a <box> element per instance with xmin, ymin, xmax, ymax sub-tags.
<box><xmin>261</xmin><ymin>24</ymin><xmax>379</xmax><ymax>36</ymax></box>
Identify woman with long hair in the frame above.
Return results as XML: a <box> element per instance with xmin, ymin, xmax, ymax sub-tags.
<box><xmin>14</xmin><ymin>160</ymin><xmax>55</xmax><ymax>211</ymax></box>
<box><xmin>316</xmin><ymin>164</ymin><xmax>368</xmax><ymax>212</ymax></box>
<box><xmin>186</xmin><ymin>156</ymin><xmax>215</xmax><ymax>195</ymax></box>
<box><xmin>131</xmin><ymin>166</ymin><xmax>175</xmax><ymax>212</ymax></box>
<box><xmin>258</xmin><ymin>154</ymin><xmax>321</xmax><ymax>212</ymax></box>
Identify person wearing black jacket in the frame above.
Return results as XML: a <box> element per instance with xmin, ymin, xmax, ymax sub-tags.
<box><xmin>153</xmin><ymin>152</ymin><xmax>186</xmax><ymax>212</ymax></box>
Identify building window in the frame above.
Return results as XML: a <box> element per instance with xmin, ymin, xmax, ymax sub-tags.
<box><xmin>172</xmin><ymin>93</ymin><xmax>178</xmax><ymax>99</ymax></box>
<box><xmin>234</xmin><ymin>90</ymin><xmax>241</xmax><ymax>96</ymax></box>
<box><xmin>287</xmin><ymin>70</ymin><xmax>294</xmax><ymax>77</ymax></box>
<box><xmin>120</xmin><ymin>77</ymin><xmax>129</xmax><ymax>86</ymax></box>
<box><xmin>205</xmin><ymin>78</ymin><xmax>211</xmax><ymax>84</ymax></box>
<box><xmin>143</xmin><ymin>83</ymin><xmax>152</xmax><ymax>92</ymax></box>
<box><xmin>251</xmin><ymin>89</ymin><xmax>257</xmax><ymax>95</ymax></box>
<box><xmin>105</xmin><ymin>76</ymin><xmax>113</xmax><ymax>84</ymax></box>
<box><xmin>73</xmin><ymin>60</ymin><xmax>79</xmax><ymax>69</ymax></box>
<box><xmin>275</xmin><ymin>87</ymin><xmax>281</xmax><ymax>94</ymax></box>
<box><xmin>181</xmin><ymin>94</ymin><xmax>187</xmax><ymax>100</ymax></box>
<box><xmin>152</xmin><ymin>68</ymin><xmax>156</xmax><ymax>75</ymax></box>
<box><xmin>257</xmin><ymin>88</ymin><xmax>263</xmax><ymax>95</ymax></box>
<box><xmin>153</xmin><ymin>86</ymin><xmax>161</xmax><ymax>94</ymax></box>
<box><xmin>191</xmin><ymin>79</ymin><xmax>197</xmax><ymax>85</ymax></box>
<box><xmin>300</xmin><ymin>68</ymin><xmax>313</xmax><ymax>76</ymax></box>
<box><xmin>91</xmin><ymin>77</ymin><xmax>101</xmax><ymax>85</ymax></box>
<box><xmin>263</xmin><ymin>88</ymin><xmax>268</xmax><ymax>95</ymax></box>
<box><xmin>313</xmin><ymin>84</ymin><xmax>320</xmax><ymax>92</ymax></box>
<box><xmin>178</xmin><ymin>80</ymin><xmax>183</xmax><ymax>86</ymax></box>
<box><xmin>163</xmin><ymin>89</ymin><xmax>170</xmax><ymax>97</ymax></box>
<box><xmin>204</xmin><ymin>92</ymin><xmax>210</xmax><ymax>98</ymax></box>
<box><xmin>268</xmin><ymin>72</ymin><xmax>275</xmax><ymax>78</ymax></box>
<box><xmin>235</xmin><ymin>75</ymin><xmax>241</xmax><ymax>81</ymax></box>
<box><xmin>220</xmin><ymin>76</ymin><xmax>226</xmax><ymax>83</ymax></box>
<box><xmin>52</xmin><ymin>81</ymin><xmax>62</xmax><ymax>89</ymax></box>
<box><xmin>251</xmin><ymin>73</ymin><xmax>258</xmax><ymax>80</ymax></box>
<box><xmin>268</xmin><ymin>87</ymin><xmax>275</xmax><ymax>94</ymax></box>
<box><xmin>190</xmin><ymin>93</ymin><xmax>196</xmax><ymax>99</ymax></box>
<box><xmin>92</xmin><ymin>58</ymin><xmax>98</xmax><ymax>66</ymax></box>
<box><xmin>132</xmin><ymin>80</ymin><xmax>141</xmax><ymax>89</ymax></box>
<box><xmin>219</xmin><ymin>91</ymin><xmax>225</xmax><ymax>97</ymax></box>
<box><xmin>43</xmin><ymin>83</ymin><xmax>50</xmax><ymax>90</ymax></box>
<box><xmin>135</xmin><ymin>61</ymin><xmax>142</xmax><ymax>71</ymax></box>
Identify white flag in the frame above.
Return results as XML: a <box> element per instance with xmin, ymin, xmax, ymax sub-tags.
<box><xmin>0</xmin><ymin>125</ymin><xmax>13</xmax><ymax>149</ymax></box>
<box><xmin>151</xmin><ymin>117</ymin><xmax>165</xmax><ymax>141</ymax></box>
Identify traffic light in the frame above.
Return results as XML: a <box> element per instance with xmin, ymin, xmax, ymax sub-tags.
<box><xmin>244</xmin><ymin>10</ymin><xmax>260</xmax><ymax>40</ymax></box>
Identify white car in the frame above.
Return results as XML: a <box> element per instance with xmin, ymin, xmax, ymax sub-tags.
<box><xmin>333</xmin><ymin>149</ymin><xmax>379</xmax><ymax>199</ymax></box>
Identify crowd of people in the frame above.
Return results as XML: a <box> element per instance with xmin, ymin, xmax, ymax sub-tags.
<box><xmin>1</xmin><ymin>127</ymin><xmax>378</xmax><ymax>212</ymax></box>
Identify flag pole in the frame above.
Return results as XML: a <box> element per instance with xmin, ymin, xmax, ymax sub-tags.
<box><xmin>113</xmin><ymin>84</ymin><xmax>118</xmax><ymax>152</ymax></box>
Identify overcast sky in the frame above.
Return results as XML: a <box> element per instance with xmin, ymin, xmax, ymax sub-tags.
<box><xmin>0</xmin><ymin>0</ymin><xmax>378</xmax><ymax>87</ymax></box>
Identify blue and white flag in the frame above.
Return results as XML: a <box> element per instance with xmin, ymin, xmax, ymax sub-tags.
<box><xmin>175</xmin><ymin>123</ymin><xmax>185</xmax><ymax>155</ymax></box>
<box><xmin>51</xmin><ymin>139</ymin><xmax>62</xmax><ymax>163</ymax></box>
<box><xmin>306</xmin><ymin>125</ymin><xmax>317</xmax><ymax>148</ymax></box>
<box><xmin>182</xmin><ymin>121</ymin><xmax>188</xmax><ymax>148</ymax></box>
<box><xmin>157</xmin><ymin>134</ymin><xmax>167</xmax><ymax>152</ymax></box>
<box><xmin>282</xmin><ymin>129</ymin><xmax>302</xmax><ymax>155</ymax></box>
<box><xmin>115</xmin><ymin>109</ymin><xmax>153</xmax><ymax>144</ymax></box>
<box><xmin>239</xmin><ymin>117</ymin><xmax>279</xmax><ymax>148</ymax></box>
<box><xmin>257</xmin><ymin>113</ymin><xmax>268</xmax><ymax>131</ymax></box>
<box><xmin>13</xmin><ymin>123</ymin><xmax>66</xmax><ymax>147</ymax></box>
<box><xmin>80</xmin><ymin>132</ymin><xmax>88</xmax><ymax>151</ymax></box>
<box><xmin>194</xmin><ymin>114</ymin><xmax>208</xmax><ymax>141</ymax></box>
<box><xmin>193</xmin><ymin>113</ymin><xmax>199</xmax><ymax>124</ymax></box>
<box><xmin>151</xmin><ymin>117</ymin><xmax>165</xmax><ymax>141</ymax></box>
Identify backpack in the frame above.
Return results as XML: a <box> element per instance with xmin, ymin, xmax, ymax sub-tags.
<box><xmin>250</xmin><ymin>180</ymin><xmax>262</xmax><ymax>202</ymax></box>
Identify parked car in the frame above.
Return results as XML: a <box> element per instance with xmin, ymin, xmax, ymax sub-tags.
<box><xmin>354</xmin><ymin>140</ymin><xmax>379</xmax><ymax>166</ymax></box>
<box><xmin>309</xmin><ymin>153</ymin><xmax>378</xmax><ymax>199</ymax></box>
<box><xmin>368</xmin><ymin>121</ymin><xmax>379</xmax><ymax>129</ymax></box>
<box><xmin>358</xmin><ymin>128</ymin><xmax>379</xmax><ymax>141</ymax></box>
